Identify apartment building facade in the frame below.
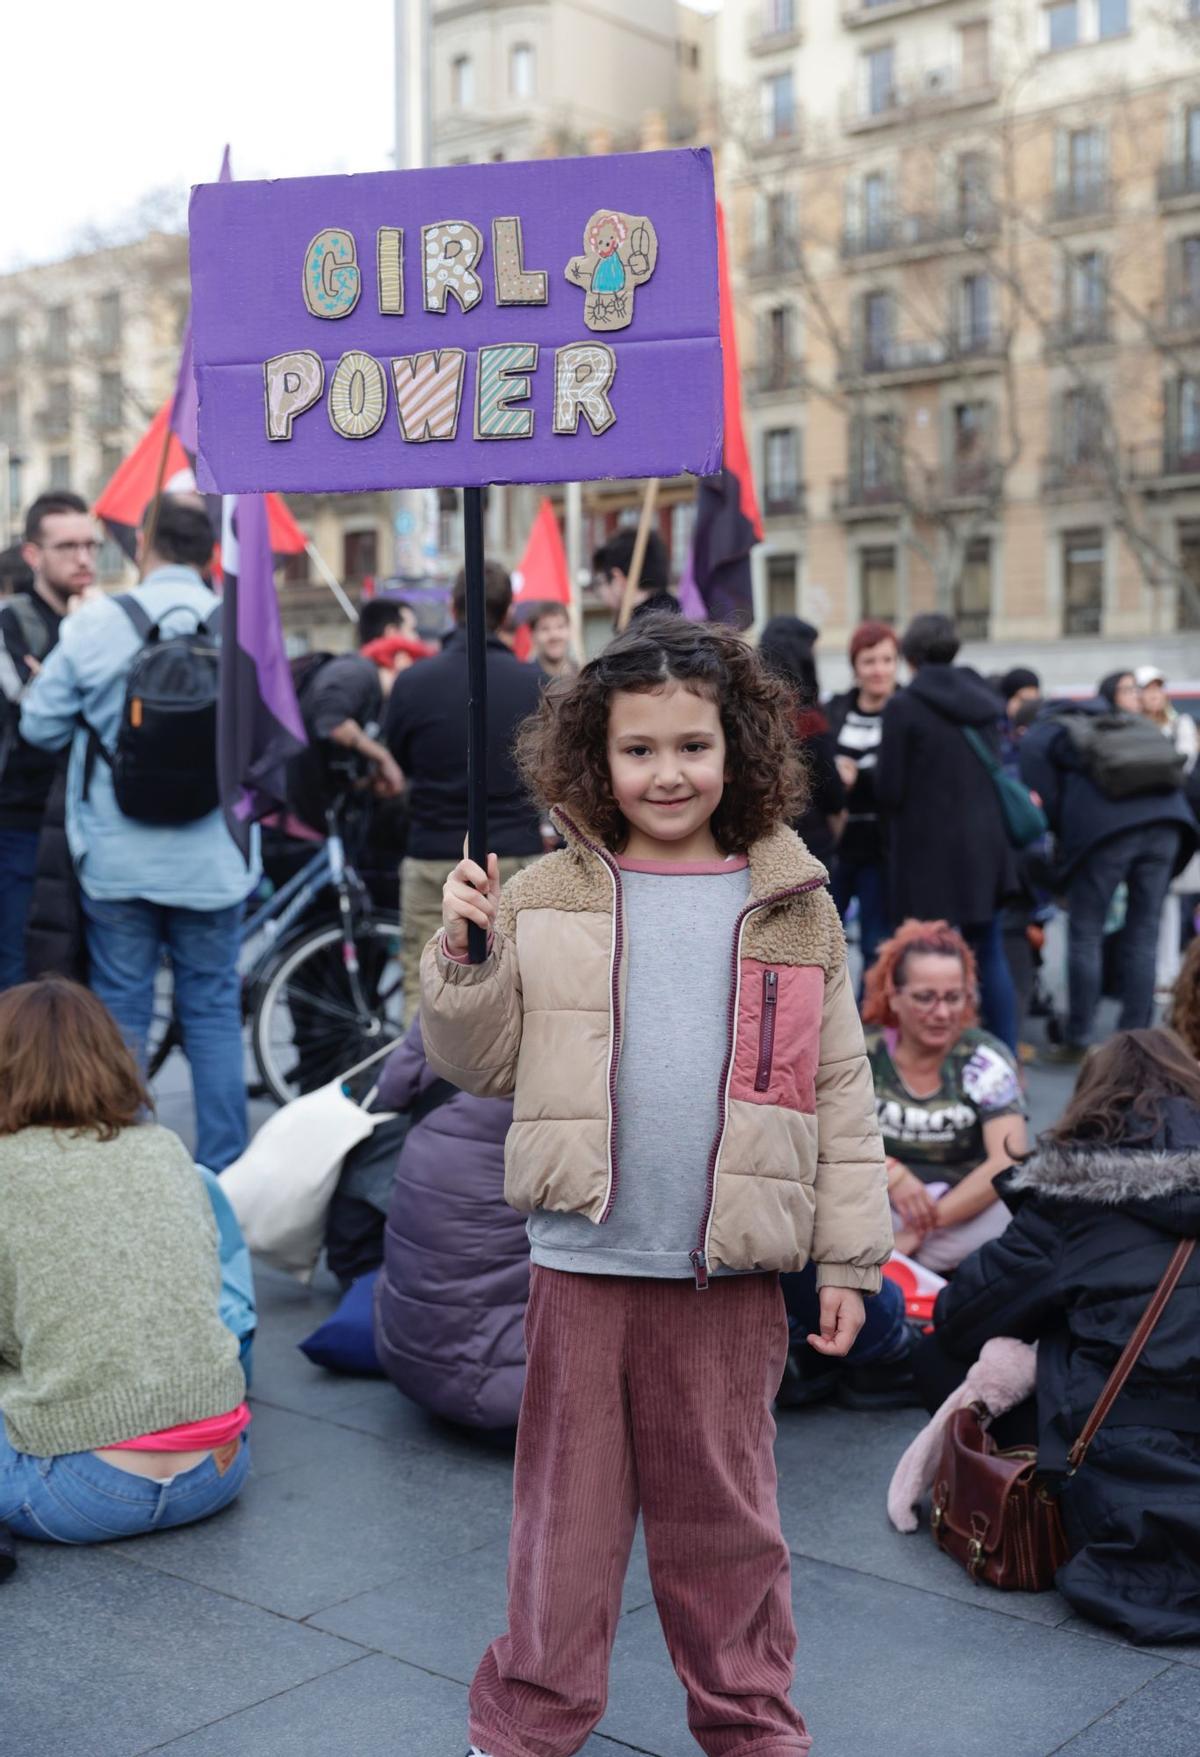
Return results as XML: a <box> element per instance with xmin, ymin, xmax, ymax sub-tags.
<box><xmin>0</xmin><ymin>234</ymin><xmax>188</xmax><ymax>581</ymax></box>
<box><xmin>718</xmin><ymin>0</ymin><xmax>1200</xmax><ymax>686</ymax></box>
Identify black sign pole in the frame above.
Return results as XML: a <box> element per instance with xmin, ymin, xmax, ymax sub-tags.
<box><xmin>463</xmin><ymin>484</ymin><xmax>490</xmax><ymax>964</ymax></box>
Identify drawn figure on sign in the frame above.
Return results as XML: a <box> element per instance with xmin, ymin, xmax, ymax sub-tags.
<box><xmin>565</xmin><ymin>209</ymin><xmax>658</xmax><ymax>333</ymax></box>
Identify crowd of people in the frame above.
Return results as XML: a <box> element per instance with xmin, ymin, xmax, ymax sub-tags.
<box><xmin>2</xmin><ymin>490</ymin><xmax>1198</xmax><ymax>1749</ymax></box>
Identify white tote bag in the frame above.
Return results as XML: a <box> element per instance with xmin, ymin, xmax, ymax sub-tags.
<box><xmin>221</xmin><ymin>1041</ymin><xmax>399</xmax><ymax>1282</ymax></box>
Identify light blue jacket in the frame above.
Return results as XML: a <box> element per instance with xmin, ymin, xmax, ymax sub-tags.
<box><xmin>21</xmin><ymin>566</ymin><xmax>259</xmax><ymax>908</ymax></box>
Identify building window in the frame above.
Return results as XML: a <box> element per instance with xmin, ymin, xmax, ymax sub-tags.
<box><xmin>764</xmin><ymin>427</ymin><xmax>800</xmax><ymax>513</ymax></box>
<box><xmin>451</xmin><ymin>54</ymin><xmax>474</xmax><ymax>109</ymax></box>
<box><xmin>955</xmin><ymin>538</ymin><xmax>992</xmax><ymax>640</ymax></box>
<box><xmin>958</xmin><ymin>274</ymin><xmax>992</xmax><ymax>350</ymax></box>
<box><xmin>1062</xmin><ymin>530</ymin><xmax>1104</xmax><ymax>635</ymax></box>
<box><xmin>0</xmin><ymin>390</ymin><xmax>16</xmax><ymax>446</ymax></box>
<box><xmin>956</xmin><ymin>152</ymin><xmax>990</xmax><ymax>226</ymax></box>
<box><xmin>96</xmin><ymin>291</ymin><xmax>121</xmax><ymax>354</ymax></box>
<box><xmin>7</xmin><ymin>457</ymin><xmax>21</xmax><ymax>520</ymax></box>
<box><xmin>44</xmin><ymin>379</ymin><xmax>71</xmax><ymax>437</ymax></box>
<box><xmin>1063</xmin><ymin>385</ymin><xmax>1106</xmax><ymax>464</ymax></box>
<box><xmin>860</xmin><ymin>547</ymin><xmax>897</xmax><ymax>622</ymax></box>
<box><xmin>1097</xmin><ymin>0</ymin><xmax>1128</xmax><ymax>37</ymax></box>
<box><xmin>1067</xmin><ymin>250</ymin><xmax>1108</xmax><ymax>340</ymax></box>
<box><xmin>766</xmin><ymin>554</ymin><xmax>798</xmax><ymax>620</ymax></box>
<box><xmin>863</xmin><ymin>289</ymin><xmax>895</xmax><ymax>367</ymax></box>
<box><xmin>951</xmin><ymin>402</ymin><xmax>992</xmax><ymax>493</ymax></box>
<box><xmin>48</xmin><ymin>452</ymin><xmax>72</xmax><ymax>491</ymax></box>
<box><xmin>863</xmin><ymin>171</ymin><xmax>890</xmax><ymax>248</ymax></box>
<box><xmin>1068</xmin><ymin>127</ymin><xmax>1105</xmax><ymax>199</ymax></box>
<box><xmin>97</xmin><ymin>536</ymin><xmax>126</xmax><ymax>581</ymax></box>
<box><xmin>1179</xmin><ymin>525</ymin><xmax>1200</xmax><ymax>632</ymax></box>
<box><xmin>1187</xmin><ymin>104</ymin><xmax>1200</xmax><ymax>167</ymax></box>
<box><xmin>762</xmin><ymin>70</ymin><xmax>796</xmax><ymax>140</ymax></box>
<box><xmin>1046</xmin><ymin>2</ymin><xmax>1079</xmax><ymax>51</ymax></box>
<box><xmin>510</xmin><ymin>43</ymin><xmax>535</xmax><ymax>99</ymax></box>
<box><xmin>0</xmin><ymin>316</ymin><xmax>18</xmax><ymax>368</ymax></box>
<box><xmin>764</xmin><ymin>0</ymin><xmax>796</xmax><ymax>35</ymax></box>
<box><xmin>98</xmin><ymin>370</ymin><xmax>123</xmax><ymax>431</ymax></box>
<box><xmin>959</xmin><ymin>19</ymin><xmax>990</xmax><ymax>87</ymax></box>
<box><xmin>45</xmin><ymin>305</ymin><xmax>70</xmax><ymax>363</ymax></box>
<box><xmin>670</xmin><ymin>501</ymin><xmax>696</xmax><ymax>578</ymax></box>
<box><xmin>864</xmin><ymin>46</ymin><xmax>896</xmax><ymax>117</ymax></box>
<box><xmin>98</xmin><ymin>443</ymin><xmax>123</xmax><ymax>489</ymax></box>
<box><xmin>343</xmin><ymin>528</ymin><xmax>379</xmax><ymax>583</ymax></box>
<box><xmin>1174</xmin><ymin>376</ymin><xmax>1200</xmax><ymax>469</ymax></box>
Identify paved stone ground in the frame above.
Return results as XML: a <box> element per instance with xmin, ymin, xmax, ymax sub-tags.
<box><xmin>7</xmin><ymin>1041</ymin><xmax>1200</xmax><ymax>1755</ymax></box>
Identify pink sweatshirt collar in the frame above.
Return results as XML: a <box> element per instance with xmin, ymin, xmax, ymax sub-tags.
<box><xmin>614</xmin><ymin>854</ymin><xmax>750</xmax><ymax>876</ymax></box>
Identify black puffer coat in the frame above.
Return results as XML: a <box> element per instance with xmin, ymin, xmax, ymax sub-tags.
<box><xmin>931</xmin><ymin>1099</ymin><xmax>1200</xmax><ymax>1643</ymax></box>
<box><xmin>24</xmin><ymin>769</ymin><xmax>86</xmax><ymax>982</ymax></box>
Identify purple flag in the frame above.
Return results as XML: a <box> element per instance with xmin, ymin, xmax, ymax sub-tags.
<box><xmin>687</xmin><ymin>468</ymin><xmax>756</xmax><ymax>631</ymax></box>
<box><xmin>218</xmin><ymin>493</ymin><xmax>307</xmax><ymax>855</ymax></box>
<box><xmin>170</xmin><ymin>147</ymin><xmax>231</xmax><ymax>454</ymax></box>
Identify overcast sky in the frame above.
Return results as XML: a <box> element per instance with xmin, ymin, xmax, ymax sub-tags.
<box><xmin>2</xmin><ymin>2</ymin><xmax>397</xmax><ymax>272</ymax></box>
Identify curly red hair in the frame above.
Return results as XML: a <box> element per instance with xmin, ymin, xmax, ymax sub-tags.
<box><xmin>861</xmin><ymin>919</ymin><xmax>980</xmax><ymax>1030</ymax></box>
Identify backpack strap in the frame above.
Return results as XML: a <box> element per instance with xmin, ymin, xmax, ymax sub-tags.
<box><xmin>1067</xmin><ymin>1236</ymin><xmax>1196</xmax><ymax>1474</ymax></box>
<box><xmin>112</xmin><ymin>593</ymin><xmax>155</xmax><ymax>640</ymax></box>
<box><xmin>77</xmin><ymin>596</ymin><xmax>154</xmax><ymax>800</ymax></box>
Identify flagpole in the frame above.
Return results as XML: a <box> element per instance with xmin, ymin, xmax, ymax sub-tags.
<box><xmin>303</xmin><ymin>540</ymin><xmax>360</xmax><ymax>623</ymax></box>
<box><xmin>141</xmin><ymin>413</ymin><xmax>174</xmax><ymax>557</ymax></box>
<box><xmin>463</xmin><ymin>485</ymin><xmax>489</xmax><ymax>964</ymax></box>
<box><xmin>564</xmin><ymin>480</ymin><xmax>585</xmax><ymax>663</ymax></box>
<box><xmin>617</xmin><ymin>477</ymin><xmax>659</xmax><ymax>631</ymax></box>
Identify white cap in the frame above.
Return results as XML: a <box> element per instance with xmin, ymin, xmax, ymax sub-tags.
<box><xmin>1134</xmin><ymin>664</ymin><xmax>1166</xmax><ymax>688</ymax></box>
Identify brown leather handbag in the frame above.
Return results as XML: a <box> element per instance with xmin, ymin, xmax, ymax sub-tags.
<box><xmin>930</xmin><ymin>1236</ymin><xmax>1195</xmax><ymax>1592</ymax></box>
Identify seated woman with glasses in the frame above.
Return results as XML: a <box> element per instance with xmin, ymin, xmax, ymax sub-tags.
<box><xmin>862</xmin><ymin>920</ymin><xmax>1027</xmax><ymax>1272</ymax></box>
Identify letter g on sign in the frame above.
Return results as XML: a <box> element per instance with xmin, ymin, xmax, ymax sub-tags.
<box><xmin>303</xmin><ymin>229</ymin><xmax>361</xmax><ymax>319</ymax></box>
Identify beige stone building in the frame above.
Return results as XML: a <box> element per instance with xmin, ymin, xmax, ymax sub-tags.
<box><xmin>0</xmin><ymin>234</ymin><xmax>188</xmax><ymax>581</ymax></box>
<box><xmin>717</xmin><ymin>0</ymin><xmax>1200</xmax><ymax>689</ymax></box>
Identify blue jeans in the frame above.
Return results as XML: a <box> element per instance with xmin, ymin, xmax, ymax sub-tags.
<box><xmin>780</xmin><ymin>1263</ymin><xmax>909</xmax><ymax>1364</ymax></box>
<box><xmin>1065</xmin><ymin>823</ymin><xmax>1181</xmax><ymax>1045</ymax></box>
<box><xmin>82</xmin><ymin>895</ymin><xmax>248</xmax><ymax>1171</ymax></box>
<box><xmin>961</xmin><ymin>916</ymin><xmax>1019</xmax><ymax>1053</ymax></box>
<box><xmin>0</xmin><ymin>827</ymin><xmax>39</xmax><ymax>991</ymax></box>
<box><xmin>0</xmin><ymin>1423</ymin><xmax>249</xmax><ymax>1543</ymax></box>
<box><xmin>831</xmin><ymin>853</ymin><xmax>890</xmax><ymax>982</ymax></box>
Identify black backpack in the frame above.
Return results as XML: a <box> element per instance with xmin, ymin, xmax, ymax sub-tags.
<box><xmin>1055</xmin><ymin>709</ymin><xmax>1187</xmax><ymax>800</ymax></box>
<box><xmin>84</xmin><ymin>596</ymin><xmax>220</xmax><ymax>825</ymax></box>
<box><xmin>0</xmin><ymin>595</ymin><xmax>58</xmax><ymax>780</ymax></box>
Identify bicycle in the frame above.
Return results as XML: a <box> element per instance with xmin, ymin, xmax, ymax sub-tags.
<box><xmin>148</xmin><ymin>800</ymin><xmax>404</xmax><ymax>1107</ymax></box>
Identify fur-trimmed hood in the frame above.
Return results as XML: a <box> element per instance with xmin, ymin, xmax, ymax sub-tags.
<box><xmin>1003</xmin><ymin>1136</ymin><xmax>1200</xmax><ymax>1236</ymax></box>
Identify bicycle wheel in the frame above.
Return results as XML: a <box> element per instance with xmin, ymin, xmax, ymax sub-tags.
<box><xmin>251</xmin><ymin>913</ymin><xmax>403</xmax><ymax>1106</ymax></box>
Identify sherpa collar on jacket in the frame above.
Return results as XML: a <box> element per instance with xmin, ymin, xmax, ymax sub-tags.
<box><xmin>549</xmin><ymin>809</ymin><xmax>828</xmax><ymax>902</ymax></box>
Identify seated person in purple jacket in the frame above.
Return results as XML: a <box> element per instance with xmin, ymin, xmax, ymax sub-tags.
<box><xmin>372</xmin><ymin>1019</ymin><xmax>528</xmax><ymax>1431</ymax></box>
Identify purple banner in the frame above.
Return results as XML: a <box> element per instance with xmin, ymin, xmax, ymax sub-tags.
<box><xmin>189</xmin><ymin>149</ymin><xmax>722</xmax><ymax>495</ymax></box>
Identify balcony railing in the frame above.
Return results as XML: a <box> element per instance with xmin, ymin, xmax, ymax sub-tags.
<box><xmin>842</xmin><ymin>70</ymin><xmax>997</xmax><ymax>133</ymax></box>
<box><xmin>1045</xmin><ymin>309</ymin><xmax>1112</xmax><ymax>351</ymax></box>
<box><xmin>1046</xmin><ymin>179</ymin><xmax>1113</xmax><ymax>225</ymax></box>
<box><xmin>1128</xmin><ymin>440</ymin><xmax>1200</xmax><ymax>483</ymax></box>
<box><xmin>1041</xmin><ymin>452</ymin><xmax>1114</xmax><ymax>496</ymax></box>
<box><xmin>1158</xmin><ymin>159</ymin><xmax>1200</xmax><ymax>205</ymax></box>
<box><xmin>34</xmin><ymin>407</ymin><xmax>72</xmax><ymax>440</ymax></box>
<box><xmin>762</xmin><ymin>485</ymin><xmax>806</xmax><ymax>518</ymax></box>
<box><xmin>748</xmin><ymin>356</ymin><xmax>804</xmax><ymax>395</ymax></box>
<box><xmin>832</xmin><ymin>474</ymin><xmax>906</xmax><ymax>515</ymax></box>
<box><xmin>746</xmin><ymin>238</ymin><xmax>804</xmax><ymax>280</ymax></box>
<box><xmin>937</xmin><ymin>459</ymin><xmax>1003</xmax><ymax>502</ymax></box>
<box><xmin>748</xmin><ymin>15</ymin><xmax>802</xmax><ymax>54</ymax></box>
<box><xmin>842</xmin><ymin>203</ymin><xmax>999</xmax><ymax>260</ymax></box>
<box><xmin>842</xmin><ymin>0</ymin><xmax>963</xmax><ymax>24</ymax></box>
<box><xmin>758</xmin><ymin>116</ymin><xmax>803</xmax><ymax>153</ymax></box>
<box><xmin>841</xmin><ymin>325</ymin><xmax>1006</xmax><ymax>380</ymax></box>
<box><xmin>1157</xmin><ymin>292</ymin><xmax>1200</xmax><ymax>338</ymax></box>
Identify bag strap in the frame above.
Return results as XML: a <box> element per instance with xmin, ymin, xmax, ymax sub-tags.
<box><xmin>961</xmin><ymin>725</ymin><xmax>1001</xmax><ymax>777</ymax></box>
<box><xmin>112</xmin><ymin>593</ymin><xmax>155</xmax><ymax>641</ymax></box>
<box><xmin>1067</xmin><ymin>1236</ymin><xmax>1196</xmax><ymax>1474</ymax></box>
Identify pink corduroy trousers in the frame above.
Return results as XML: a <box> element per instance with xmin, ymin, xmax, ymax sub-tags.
<box><xmin>468</xmin><ymin>1266</ymin><xmax>813</xmax><ymax>1757</ymax></box>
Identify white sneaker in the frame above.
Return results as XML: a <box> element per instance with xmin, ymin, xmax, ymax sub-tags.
<box><xmin>466</xmin><ymin>1748</ymin><xmax>493</xmax><ymax>1756</ymax></box>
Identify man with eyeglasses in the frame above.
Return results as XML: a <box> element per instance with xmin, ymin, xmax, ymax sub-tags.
<box><xmin>0</xmin><ymin>492</ymin><xmax>97</xmax><ymax>988</ymax></box>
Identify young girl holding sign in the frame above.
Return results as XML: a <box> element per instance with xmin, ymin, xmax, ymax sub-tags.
<box><xmin>421</xmin><ymin>615</ymin><xmax>892</xmax><ymax>1757</ymax></box>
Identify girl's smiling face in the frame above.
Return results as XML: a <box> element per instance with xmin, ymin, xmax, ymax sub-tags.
<box><xmin>607</xmin><ymin>682</ymin><xmax>727</xmax><ymax>861</ymax></box>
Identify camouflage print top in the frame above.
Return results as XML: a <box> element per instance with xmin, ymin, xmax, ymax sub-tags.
<box><xmin>864</xmin><ymin>1026</ymin><xmax>1026</xmax><ymax>1187</ymax></box>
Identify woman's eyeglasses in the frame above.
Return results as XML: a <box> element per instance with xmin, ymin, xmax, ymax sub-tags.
<box><xmin>899</xmin><ymin>989</ymin><xmax>967</xmax><ymax>1012</ymax></box>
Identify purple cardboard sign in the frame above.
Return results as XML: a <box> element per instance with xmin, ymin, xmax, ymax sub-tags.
<box><xmin>189</xmin><ymin>149</ymin><xmax>723</xmax><ymax>495</ymax></box>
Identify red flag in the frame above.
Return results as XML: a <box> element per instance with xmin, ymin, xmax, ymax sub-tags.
<box><xmin>717</xmin><ymin>201</ymin><xmax>762</xmax><ymax>543</ymax></box>
<box><xmin>94</xmin><ymin>403</ymin><xmax>307</xmax><ymax>558</ymax></box>
<box><xmin>511</xmin><ymin>499</ymin><xmax>571</xmax><ymax>660</ymax></box>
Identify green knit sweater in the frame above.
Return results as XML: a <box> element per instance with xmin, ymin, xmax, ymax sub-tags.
<box><xmin>0</xmin><ymin>1123</ymin><xmax>246</xmax><ymax>1457</ymax></box>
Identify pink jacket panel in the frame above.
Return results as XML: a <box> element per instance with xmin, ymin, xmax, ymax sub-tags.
<box><xmin>730</xmin><ymin>959</ymin><xmax>823</xmax><ymax>1114</ymax></box>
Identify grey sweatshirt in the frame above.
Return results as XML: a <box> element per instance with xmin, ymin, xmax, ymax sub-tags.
<box><xmin>527</xmin><ymin>856</ymin><xmax>751</xmax><ymax>1277</ymax></box>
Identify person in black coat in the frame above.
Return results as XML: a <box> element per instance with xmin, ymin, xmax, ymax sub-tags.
<box><xmin>757</xmin><ymin>617</ymin><xmax>846</xmax><ymax>870</ymax></box>
<box><xmin>915</xmin><ymin>1027</ymin><xmax>1200</xmax><ymax>1645</ymax></box>
<box><xmin>874</xmin><ymin>614</ymin><xmax>1018</xmax><ymax>1048</ymax></box>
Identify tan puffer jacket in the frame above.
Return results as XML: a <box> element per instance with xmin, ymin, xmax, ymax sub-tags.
<box><xmin>419</xmin><ymin>811</ymin><xmax>891</xmax><ymax>1291</ymax></box>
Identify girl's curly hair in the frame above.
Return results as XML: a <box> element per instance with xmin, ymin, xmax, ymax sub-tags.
<box><xmin>1168</xmin><ymin>936</ymin><xmax>1200</xmax><ymax>1061</ymax></box>
<box><xmin>515</xmin><ymin>613</ymin><xmax>807</xmax><ymax>854</ymax></box>
<box><xmin>861</xmin><ymin>919</ymin><xmax>980</xmax><ymax>1030</ymax></box>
